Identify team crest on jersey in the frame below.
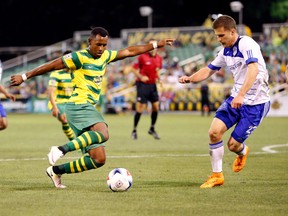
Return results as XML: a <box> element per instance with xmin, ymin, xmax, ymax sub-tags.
<box><xmin>93</xmin><ymin>76</ymin><xmax>103</xmax><ymax>86</ymax></box>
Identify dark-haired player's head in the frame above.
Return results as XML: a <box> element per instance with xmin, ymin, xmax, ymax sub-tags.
<box><xmin>88</xmin><ymin>27</ymin><xmax>109</xmax><ymax>59</ymax></box>
<box><xmin>90</xmin><ymin>27</ymin><xmax>109</xmax><ymax>38</ymax></box>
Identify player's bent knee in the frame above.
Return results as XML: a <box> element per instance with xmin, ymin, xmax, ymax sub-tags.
<box><xmin>102</xmin><ymin>133</ymin><xmax>109</xmax><ymax>141</ymax></box>
<box><xmin>227</xmin><ymin>141</ymin><xmax>241</xmax><ymax>152</ymax></box>
<box><xmin>208</xmin><ymin>129</ymin><xmax>221</xmax><ymax>142</ymax></box>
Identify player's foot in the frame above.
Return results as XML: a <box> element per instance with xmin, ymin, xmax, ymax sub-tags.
<box><xmin>200</xmin><ymin>172</ymin><xmax>224</xmax><ymax>188</ymax></box>
<box><xmin>148</xmin><ymin>129</ymin><xmax>160</xmax><ymax>139</ymax></box>
<box><xmin>131</xmin><ymin>130</ymin><xmax>137</xmax><ymax>140</ymax></box>
<box><xmin>233</xmin><ymin>146</ymin><xmax>250</xmax><ymax>172</ymax></box>
<box><xmin>47</xmin><ymin>146</ymin><xmax>64</xmax><ymax>165</ymax></box>
<box><xmin>46</xmin><ymin>166</ymin><xmax>66</xmax><ymax>189</ymax></box>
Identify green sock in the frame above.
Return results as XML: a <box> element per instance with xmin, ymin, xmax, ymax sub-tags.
<box><xmin>61</xmin><ymin>131</ymin><xmax>105</xmax><ymax>152</ymax></box>
<box><xmin>57</xmin><ymin>155</ymin><xmax>104</xmax><ymax>174</ymax></box>
<box><xmin>62</xmin><ymin>123</ymin><xmax>74</xmax><ymax>141</ymax></box>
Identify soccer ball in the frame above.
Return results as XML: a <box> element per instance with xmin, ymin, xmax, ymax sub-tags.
<box><xmin>107</xmin><ymin>168</ymin><xmax>133</xmax><ymax>192</ymax></box>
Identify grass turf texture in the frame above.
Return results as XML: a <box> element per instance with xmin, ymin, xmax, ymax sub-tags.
<box><xmin>0</xmin><ymin>113</ymin><xmax>287</xmax><ymax>216</ymax></box>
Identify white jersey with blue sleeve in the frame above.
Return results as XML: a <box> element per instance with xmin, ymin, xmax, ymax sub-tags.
<box><xmin>208</xmin><ymin>36</ymin><xmax>270</xmax><ymax>105</ymax></box>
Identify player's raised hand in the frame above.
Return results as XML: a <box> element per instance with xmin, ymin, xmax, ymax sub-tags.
<box><xmin>178</xmin><ymin>75</ymin><xmax>191</xmax><ymax>84</ymax></box>
<box><xmin>10</xmin><ymin>74</ymin><xmax>24</xmax><ymax>86</ymax></box>
<box><xmin>158</xmin><ymin>39</ymin><xmax>175</xmax><ymax>47</ymax></box>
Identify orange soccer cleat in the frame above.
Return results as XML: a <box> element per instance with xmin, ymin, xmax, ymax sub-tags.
<box><xmin>233</xmin><ymin>146</ymin><xmax>250</xmax><ymax>172</ymax></box>
<box><xmin>200</xmin><ymin>172</ymin><xmax>224</xmax><ymax>188</ymax></box>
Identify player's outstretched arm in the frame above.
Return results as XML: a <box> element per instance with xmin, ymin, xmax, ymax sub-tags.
<box><xmin>0</xmin><ymin>85</ymin><xmax>16</xmax><ymax>101</ymax></box>
<box><xmin>10</xmin><ymin>58</ymin><xmax>66</xmax><ymax>86</ymax></box>
<box><xmin>178</xmin><ymin>67</ymin><xmax>216</xmax><ymax>84</ymax></box>
<box><xmin>114</xmin><ymin>38</ymin><xmax>175</xmax><ymax>61</ymax></box>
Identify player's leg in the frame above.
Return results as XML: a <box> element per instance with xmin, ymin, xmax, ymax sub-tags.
<box><xmin>46</xmin><ymin>121</ymin><xmax>108</xmax><ymax>188</ymax></box>
<box><xmin>200</xmin><ymin>118</ymin><xmax>226</xmax><ymax>188</ymax></box>
<box><xmin>47</xmin><ymin>145</ymin><xmax>106</xmax><ymax>188</ymax></box>
<box><xmin>48</xmin><ymin>122</ymin><xmax>108</xmax><ymax>165</ymax></box>
<box><xmin>132</xmin><ymin>101</ymin><xmax>147</xmax><ymax>140</ymax></box>
<box><xmin>200</xmin><ymin>97</ymin><xmax>239</xmax><ymax>188</ymax></box>
<box><xmin>57</xmin><ymin>104</ymin><xmax>74</xmax><ymax>141</ymax></box>
<box><xmin>132</xmin><ymin>83</ymin><xmax>148</xmax><ymax>139</ymax></box>
<box><xmin>148</xmin><ymin>85</ymin><xmax>160</xmax><ymax>139</ymax></box>
<box><xmin>48</xmin><ymin>103</ymin><xmax>108</xmax><ymax>164</ymax></box>
<box><xmin>228</xmin><ymin>136</ymin><xmax>250</xmax><ymax>172</ymax></box>
<box><xmin>229</xmin><ymin>101</ymin><xmax>270</xmax><ymax>172</ymax></box>
<box><xmin>61</xmin><ymin>122</ymin><xmax>74</xmax><ymax>141</ymax></box>
<box><xmin>228</xmin><ymin>122</ymin><xmax>251</xmax><ymax>173</ymax></box>
<box><xmin>46</xmin><ymin>103</ymin><xmax>109</xmax><ymax>188</ymax></box>
<box><xmin>148</xmin><ymin>100</ymin><xmax>160</xmax><ymax>139</ymax></box>
<box><xmin>54</xmin><ymin>145</ymin><xmax>106</xmax><ymax>174</ymax></box>
<box><xmin>58</xmin><ymin>114</ymin><xmax>74</xmax><ymax>141</ymax></box>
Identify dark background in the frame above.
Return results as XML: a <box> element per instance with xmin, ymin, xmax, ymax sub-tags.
<box><xmin>0</xmin><ymin>0</ymin><xmax>285</xmax><ymax>47</ymax></box>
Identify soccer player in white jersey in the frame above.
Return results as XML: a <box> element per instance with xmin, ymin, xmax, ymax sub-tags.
<box><xmin>179</xmin><ymin>15</ymin><xmax>270</xmax><ymax>188</ymax></box>
<box><xmin>10</xmin><ymin>26</ymin><xmax>175</xmax><ymax>188</ymax></box>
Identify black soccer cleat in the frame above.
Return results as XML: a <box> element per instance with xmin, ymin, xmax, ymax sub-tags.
<box><xmin>131</xmin><ymin>130</ymin><xmax>138</xmax><ymax>140</ymax></box>
<box><xmin>148</xmin><ymin>129</ymin><xmax>160</xmax><ymax>140</ymax></box>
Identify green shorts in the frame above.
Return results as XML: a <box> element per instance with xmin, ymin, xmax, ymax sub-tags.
<box><xmin>65</xmin><ymin>102</ymin><xmax>106</xmax><ymax>153</ymax></box>
<box><xmin>56</xmin><ymin>104</ymin><xmax>66</xmax><ymax>117</ymax></box>
<box><xmin>48</xmin><ymin>103</ymin><xmax>66</xmax><ymax>118</ymax></box>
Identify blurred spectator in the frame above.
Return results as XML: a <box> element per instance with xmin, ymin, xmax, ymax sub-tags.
<box><xmin>159</xmin><ymin>87</ymin><xmax>174</xmax><ymax>111</ymax></box>
<box><xmin>200</xmin><ymin>82</ymin><xmax>210</xmax><ymax>116</ymax></box>
<box><xmin>37</xmin><ymin>78</ymin><xmax>48</xmax><ymax>98</ymax></box>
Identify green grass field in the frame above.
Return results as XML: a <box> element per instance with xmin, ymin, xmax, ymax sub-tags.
<box><xmin>0</xmin><ymin>112</ymin><xmax>287</xmax><ymax>216</ymax></box>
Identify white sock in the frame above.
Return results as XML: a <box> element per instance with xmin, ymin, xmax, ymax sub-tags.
<box><xmin>237</xmin><ymin>143</ymin><xmax>246</xmax><ymax>156</ymax></box>
<box><xmin>209</xmin><ymin>141</ymin><xmax>224</xmax><ymax>173</ymax></box>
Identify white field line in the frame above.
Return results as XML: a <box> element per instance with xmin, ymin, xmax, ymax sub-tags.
<box><xmin>261</xmin><ymin>144</ymin><xmax>288</xmax><ymax>153</ymax></box>
<box><xmin>0</xmin><ymin>144</ymin><xmax>287</xmax><ymax>162</ymax></box>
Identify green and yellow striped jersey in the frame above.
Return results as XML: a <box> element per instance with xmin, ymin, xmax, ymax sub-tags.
<box><xmin>62</xmin><ymin>49</ymin><xmax>117</xmax><ymax>105</ymax></box>
<box><xmin>47</xmin><ymin>69</ymin><xmax>74</xmax><ymax>109</ymax></box>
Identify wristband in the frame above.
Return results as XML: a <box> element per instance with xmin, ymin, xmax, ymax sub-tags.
<box><xmin>152</xmin><ymin>42</ymin><xmax>158</xmax><ymax>49</ymax></box>
<box><xmin>21</xmin><ymin>73</ymin><xmax>27</xmax><ymax>81</ymax></box>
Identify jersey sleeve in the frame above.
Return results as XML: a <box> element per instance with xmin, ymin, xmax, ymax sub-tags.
<box><xmin>238</xmin><ymin>36</ymin><xmax>260</xmax><ymax>65</ymax></box>
<box><xmin>106</xmin><ymin>50</ymin><xmax>118</xmax><ymax>63</ymax></box>
<box><xmin>62</xmin><ymin>51</ymin><xmax>82</xmax><ymax>70</ymax></box>
<box><xmin>208</xmin><ymin>48</ymin><xmax>226</xmax><ymax>71</ymax></box>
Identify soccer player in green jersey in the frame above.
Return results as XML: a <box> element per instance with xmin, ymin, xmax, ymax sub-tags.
<box><xmin>47</xmin><ymin>50</ymin><xmax>75</xmax><ymax>141</ymax></box>
<box><xmin>10</xmin><ymin>27</ymin><xmax>175</xmax><ymax>188</ymax></box>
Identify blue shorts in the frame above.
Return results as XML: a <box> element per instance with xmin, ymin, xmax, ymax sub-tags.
<box><xmin>215</xmin><ymin>96</ymin><xmax>270</xmax><ymax>143</ymax></box>
<box><xmin>0</xmin><ymin>103</ymin><xmax>7</xmax><ymax>117</ymax></box>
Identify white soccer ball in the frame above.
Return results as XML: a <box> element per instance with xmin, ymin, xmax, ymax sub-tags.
<box><xmin>107</xmin><ymin>168</ymin><xmax>133</xmax><ymax>192</ymax></box>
